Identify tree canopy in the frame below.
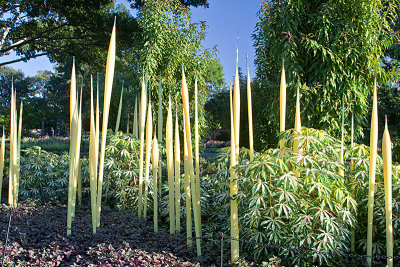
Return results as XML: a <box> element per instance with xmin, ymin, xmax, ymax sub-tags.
<box><xmin>0</xmin><ymin>0</ymin><xmax>224</xmax><ymax>137</ymax></box>
<box><xmin>252</xmin><ymin>0</ymin><xmax>399</xmax><ymax>148</ymax></box>
<box><xmin>0</xmin><ymin>0</ymin><xmax>138</xmax><ymax>68</ymax></box>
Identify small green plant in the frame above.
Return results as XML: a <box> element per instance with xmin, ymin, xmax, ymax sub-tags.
<box><xmin>103</xmin><ymin>131</ymin><xmax>153</xmax><ymax>211</ymax></box>
<box><xmin>19</xmin><ymin>147</ymin><xmax>89</xmax><ymax>201</ymax></box>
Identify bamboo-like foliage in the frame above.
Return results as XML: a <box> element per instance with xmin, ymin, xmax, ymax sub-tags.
<box><xmin>382</xmin><ymin>118</ymin><xmax>393</xmax><ymax>267</ymax></box>
<box><xmin>367</xmin><ymin>77</ymin><xmax>378</xmax><ymax>266</ymax></box>
<box><xmin>0</xmin><ymin>128</ymin><xmax>4</xmax><ymax>201</ymax></box>
<box><xmin>174</xmin><ymin>112</ymin><xmax>181</xmax><ymax>233</ymax></box>
<box><xmin>246</xmin><ymin>55</ymin><xmax>254</xmax><ymax>162</ymax></box>
<box><xmin>152</xmin><ymin>134</ymin><xmax>159</xmax><ymax>233</ymax></box>
<box><xmin>144</xmin><ymin>100</ymin><xmax>152</xmax><ymax>219</ymax></box>
<box><xmin>293</xmin><ymin>82</ymin><xmax>301</xmax><ymax>177</ymax></box>
<box><xmin>138</xmin><ymin>77</ymin><xmax>147</xmax><ymax>217</ymax></box>
<box><xmin>350</xmin><ymin>111</ymin><xmax>355</xmax><ymax>252</ymax></box>
<box><xmin>183</xmin><ymin>116</ymin><xmax>192</xmax><ymax>247</ymax></box>
<box><xmin>96</xmin><ymin>21</ymin><xmax>116</xmax><ymax>228</ymax></box>
<box><xmin>89</xmin><ymin>74</ymin><xmax>98</xmax><ymax>234</ymax></box>
<box><xmin>231</xmin><ymin>46</ymin><xmax>241</xmax><ymax>263</ymax></box>
<box><xmin>133</xmin><ymin>98</ymin><xmax>138</xmax><ymax>138</ymax></box>
<box><xmin>166</xmin><ymin>97</ymin><xmax>175</xmax><ymax>234</ymax></box>
<box><xmin>194</xmin><ymin>75</ymin><xmax>201</xmax><ymax>233</ymax></box>
<box><xmin>350</xmin><ymin>111</ymin><xmax>354</xmax><ymax>171</ymax></box>
<box><xmin>339</xmin><ymin>96</ymin><xmax>345</xmax><ymax>176</ymax></box>
<box><xmin>181</xmin><ymin>66</ymin><xmax>201</xmax><ymax>255</ymax></box>
<box><xmin>279</xmin><ymin>60</ymin><xmax>286</xmax><ymax>150</ymax></box>
<box><xmin>115</xmin><ymin>86</ymin><xmax>124</xmax><ymax>132</ymax></box>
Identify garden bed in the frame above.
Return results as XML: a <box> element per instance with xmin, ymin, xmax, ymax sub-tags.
<box><xmin>0</xmin><ymin>201</ymin><xmax>212</xmax><ymax>266</ymax></box>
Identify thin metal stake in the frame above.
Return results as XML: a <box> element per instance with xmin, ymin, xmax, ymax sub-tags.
<box><xmin>1</xmin><ymin>209</ymin><xmax>13</xmax><ymax>267</ymax></box>
<box><xmin>220</xmin><ymin>233</ymin><xmax>224</xmax><ymax>267</ymax></box>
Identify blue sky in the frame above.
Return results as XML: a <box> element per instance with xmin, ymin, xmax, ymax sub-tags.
<box><xmin>2</xmin><ymin>0</ymin><xmax>261</xmax><ymax>83</ymax></box>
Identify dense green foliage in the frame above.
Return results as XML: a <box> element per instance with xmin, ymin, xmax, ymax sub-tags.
<box><xmin>201</xmin><ymin>128</ymin><xmax>400</xmax><ymax>266</ymax></box>
<box><xmin>17</xmin><ymin>147</ymin><xmax>87</xmax><ymax>200</ymax></box>
<box><xmin>253</xmin><ymin>0</ymin><xmax>399</xmax><ymax>148</ymax></box>
<box><xmin>130</xmin><ymin>0</ymin><xmax>209</xmax><ymax>9</ymax></box>
<box><xmin>2</xmin><ymin>127</ymin><xmax>399</xmax><ymax>265</ymax></box>
<box><xmin>103</xmin><ymin>131</ymin><xmax>142</xmax><ymax>209</ymax></box>
<box><xmin>131</xmin><ymin>0</ymin><xmax>223</xmax><ymax>140</ymax></box>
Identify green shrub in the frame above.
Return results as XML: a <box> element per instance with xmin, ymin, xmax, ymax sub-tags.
<box><xmin>19</xmin><ymin>146</ymin><xmax>89</xmax><ymax>201</ymax></box>
<box><xmin>202</xmin><ymin>127</ymin><xmax>399</xmax><ymax>266</ymax></box>
<box><xmin>103</xmin><ymin>131</ymin><xmax>160</xmax><ymax>212</ymax></box>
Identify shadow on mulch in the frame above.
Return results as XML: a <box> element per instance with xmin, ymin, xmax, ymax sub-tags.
<box><xmin>0</xmin><ymin>200</ymin><xmax>218</xmax><ymax>266</ymax></box>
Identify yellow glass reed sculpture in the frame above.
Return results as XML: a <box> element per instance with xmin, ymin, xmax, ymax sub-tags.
<box><xmin>157</xmin><ymin>79</ymin><xmax>163</xmax><ymax>191</ymax></box>
<box><xmin>367</xmin><ymin>77</ymin><xmax>378</xmax><ymax>266</ymax></box>
<box><xmin>133</xmin><ymin>98</ymin><xmax>138</xmax><ymax>138</ymax></box>
<box><xmin>166</xmin><ymin>97</ymin><xmax>175</xmax><ymax>234</ymax></box>
<box><xmin>115</xmin><ymin>86</ymin><xmax>124</xmax><ymax>132</ymax></box>
<box><xmin>89</xmin><ymin>75</ymin><xmax>98</xmax><ymax>234</ymax></box>
<box><xmin>382</xmin><ymin>118</ymin><xmax>393</xmax><ymax>267</ymax></box>
<box><xmin>246</xmin><ymin>55</ymin><xmax>254</xmax><ymax>162</ymax></box>
<box><xmin>152</xmin><ymin>134</ymin><xmax>159</xmax><ymax>233</ymax></box>
<box><xmin>96</xmin><ymin>20</ymin><xmax>116</xmax><ymax>228</ymax></box>
<box><xmin>144</xmin><ymin>100</ymin><xmax>152</xmax><ymax>218</ymax></box>
<box><xmin>174</xmin><ymin>112</ymin><xmax>181</xmax><ymax>233</ymax></box>
<box><xmin>181</xmin><ymin>66</ymin><xmax>201</xmax><ymax>255</ymax></box>
<box><xmin>183</xmin><ymin>117</ymin><xmax>192</xmax><ymax>247</ymax></box>
<box><xmin>194</xmin><ymin>75</ymin><xmax>201</xmax><ymax>233</ymax></box>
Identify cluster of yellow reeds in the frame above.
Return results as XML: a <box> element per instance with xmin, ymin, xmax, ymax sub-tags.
<box><xmin>8</xmin><ymin>80</ymin><xmax>23</xmax><ymax>207</ymax></box>
<box><xmin>365</xmin><ymin>78</ymin><xmax>394</xmax><ymax>267</ymax></box>
<box><xmin>67</xmin><ymin>21</ymin><xmax>116</xmax><ymax>235</ymax></box>
<box><xmin>181</xmin><ymin>66</ymin><xmax>202</xmax><ymax>256</ymax></box>
<box><xmin>67</xmin><ymin>58</ymin><xmax>83</xmax><ymax>235</ymax></box>
<box><xmin>227</xmin><ymin>49</ymin><xmax>255</xmax><ymax>265</ymax></box>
